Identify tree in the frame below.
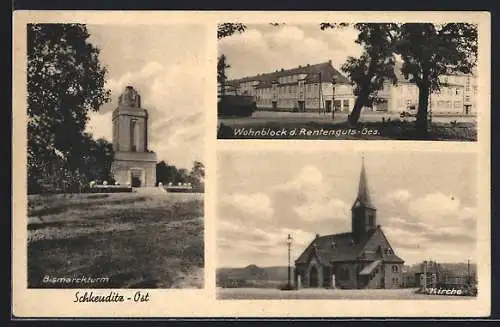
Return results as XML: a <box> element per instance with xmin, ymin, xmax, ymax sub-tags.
<box><xmin>217</xmin><ymin>54</ymin><xmax>231</xmax><ymax>97</ymax></box>
<box><xmin>156</xmin><ymin>161</ymin><xmax>186</xmax><ymax>185</ymax></box>
<box><xmin>187</xmin><ymin>161</ymin><xmax>205</xmax><ymax>190</ymax></box>
<box><xmin>321</xmin><ymin>23</ymin><xmax>398</xmax><ymax>125</ymax></box>
<box><xmin>80</xmin><ymin>135</ymin><xmax>115</xmax><ymax>184</ymax></box>
<box><xmin>395</xmin><ymin>23</ymin><xmax>478</xmax><ymax>138</ymax></box>
<box><xmin>217</xmin><ymin>23</ymin><xmax>246</xmax><ymax>40</ymax></box>
<box><xmin>27</xmin><ymin>24</ymin><xmax>111</xmax><ymax>188</ymax></box>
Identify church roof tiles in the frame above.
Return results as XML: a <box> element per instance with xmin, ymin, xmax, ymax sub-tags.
<box><xmin>295</xmin><ymin>227</ymin><xmax>404</xmax><ymax>265</ymax></box>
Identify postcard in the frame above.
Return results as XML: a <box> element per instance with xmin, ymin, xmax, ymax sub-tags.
<box><xmin>12</xmin><ymin>10</ymin><xmax>491</xmax><ymax>318</ymax></box>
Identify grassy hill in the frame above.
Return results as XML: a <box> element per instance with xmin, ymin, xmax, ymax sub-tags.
<box><xmin>27</xmin><ymin>192</ymin><xmax>203</xmax><ymax>288</ymax></box>
<box><xmin>217</xmin><ymin>265</ymin><xmax>289</xmax><ymax>288</ymax></box>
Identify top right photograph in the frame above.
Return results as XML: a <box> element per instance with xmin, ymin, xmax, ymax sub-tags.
<box><xmin>217</xmin><ymin>23</ymin><xmax>480</xmax><ymax>141</ymax></box>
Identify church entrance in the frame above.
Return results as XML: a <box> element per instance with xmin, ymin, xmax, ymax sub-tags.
<box><xmin>309</xmin><ymin>266</ymin><xmax>319</xmax><ymax>287</ymax></box>
<box><xmin>130</xmin><ymin>169</ymin><xmax>143</xmax><ymax>187</ymax></box>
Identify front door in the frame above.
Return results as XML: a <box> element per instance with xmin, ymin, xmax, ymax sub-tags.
<box><xmin>298</xmin><ymin>101</ymin><xmax>305</xmax><ymax>112</ymax></box>
<box><xmin>325</xmin><ymin>100</ymin><xmax>332</xmax><ymax>113</ymax></box>
<box><xmin>130</xmin><ymin>169</ymin><xmax>142</xmax><ymax>187</ymax></box>
<box><xmin>309</xmin><ymin>266</ymin><xmax>319</xmax><ymax>287</ymax></box>
<box><xmin>272</xmin><ymin>101</ymin><xmax>277</xmax><ymax>111</ymax></box>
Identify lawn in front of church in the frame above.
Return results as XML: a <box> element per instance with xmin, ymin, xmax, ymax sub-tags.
<box><xmin>217</xmin><ymin>287</ymin><xmax>474</xmax><ymax>300</ymax></box>
<box><xmin>27</xmin><ymin>192</ymin><xmax>204</xmax><ymax>288</ymax></box>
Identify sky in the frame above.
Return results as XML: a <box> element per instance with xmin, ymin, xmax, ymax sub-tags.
<box><xmin>218</xmin><ymin>24</ymin><xmax>363</xmax><ymax>80</ymax></box>
<box><xmin>84</xmin><ymin>25</ymin><xmax>207</xmax><ymax>169</ymax></box>
<box><xmin>217</xmin><ymin>150</ymin><xmax>478</xmax><ymax>268</ymax></box>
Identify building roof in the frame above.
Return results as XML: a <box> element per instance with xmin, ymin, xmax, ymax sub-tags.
<box><xmin>228</xmin><ymin>61</ymin><xmax>351</xmax><ymax>89</ymax></box>
<box><xmin>353</xmin><ymin>157</ymin><xmax>376</xmax><ymax>210</ymax></box>
<box><xmin>359</xmin><ymin>260</ymin><xmax>382</xmax><ymax>275</ymax></box>
<box><xmin>394</xmin><ymin>60</ymin><xmax>473</xmax><ymax>87</ymax></box>
<box><xmin>295</xmin><ymin>226</ymin><xmax>404</xmax><ymax>265</ymax></box>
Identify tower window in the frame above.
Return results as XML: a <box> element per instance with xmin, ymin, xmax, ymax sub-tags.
<box><xmin>368</xmin><ymin>214</ymin><xmax>374</xmax><ymax>226</ymax></box>
<box><xmin>130</xmin><ymin>120</ymin><xmax>137</xmax><ymax>151</ymax></box>
<box><xmin>392</xmin><ymin>265</ymin><xmax>399</xmax><ymax>273</ymax></box>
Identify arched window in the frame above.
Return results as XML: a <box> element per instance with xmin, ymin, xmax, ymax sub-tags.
<box><xmin>392</xmin><ymin>265</ymin><xmax>399</xmax><ymax>273</ymax></box>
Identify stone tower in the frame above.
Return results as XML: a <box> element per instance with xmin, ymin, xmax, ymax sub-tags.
<box><xmin>111</xmin><ymin>86</ymin><xmax>157</xmax><ymax>187</ymax></box>
<box><xmin>351</xmin><ymin>157</ymin><xmax>377</xmax><ymax>243</ymax></box>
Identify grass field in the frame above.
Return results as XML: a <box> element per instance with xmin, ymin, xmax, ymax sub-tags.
<box><xmin>27</xmin><ymin>192</ymin><xmax>203</xmax><ymax>289</ymax></box>
<box><xmin>217</xmin><ymin>112</ymin><xmax>477</xmax><ymax>141</ymax></box>
<box><xmin>217</xmin><ymin>288</ymin><xmax>474</xmax><ymax>300</ymax></box>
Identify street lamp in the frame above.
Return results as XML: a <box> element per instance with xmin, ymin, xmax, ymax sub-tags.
<box><xmin>286</xmin><ymin>234</ymin><xmax>293</xmax><ymax>288</ymax></box>
<box><xmin>331</xmin><ymin>76</ymin><xmax>337</xmax><ymax>120</ymax></box>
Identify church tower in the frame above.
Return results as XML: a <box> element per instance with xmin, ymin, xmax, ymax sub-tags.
<box><xmin>111</xmin><ymin>86</ymin><xmax>157</xmax><ymax>187</ymax></box>
<box><xmin>351</xmin><ymin>157</ymin><xmax>377</xmax><ymax>243</ymax></box>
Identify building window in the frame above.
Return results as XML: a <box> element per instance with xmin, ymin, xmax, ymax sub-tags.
<box><xmin>454</xmin><ymin>101</ymin><xmax>461</xmax><ymax>108</ymax></box>
<box><xmin>343</xmin><ymin>100</ymin><xmax>349</xmax><ymax>109</ymax></box>
<box><xmin>130</xmin><ymin>120</ymin><xmax>137</xmax><ymax>152</ymax></box>
<box><xmin>368</xmin><ymin>214</ymin><xmax>374</xmax><ymax>226</ymax></box>
<box><xmin>392</xmin><ymin>265</ymin><xmax>399</xmax><ymax>273</ymax></box>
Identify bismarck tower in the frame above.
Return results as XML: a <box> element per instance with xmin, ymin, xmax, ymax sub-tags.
<box><xmin>111</xmin><ymin>86</ymin><xmax>157</xmax><ymax>187</ymax></box>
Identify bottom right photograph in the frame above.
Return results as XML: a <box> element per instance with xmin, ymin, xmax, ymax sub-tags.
<box><xmin>216</xmin><ymin>149</ymin><xmax>480</xmax><ymax>300</ymax></box>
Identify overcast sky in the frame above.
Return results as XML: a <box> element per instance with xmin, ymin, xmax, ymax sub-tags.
<box><xmin>85</xmin><ymin>25</ymin><xmax>207</xmax><ymax>169</ymax></box>
<box><xmin>218</xmin><ymin>24</ymin><xmax>363</xmax><ymax>80</ymax></box>
<box><xmin>217</xmin><ymin>150</ymin><xmax>477</xmax><ymax>268</ymax></box>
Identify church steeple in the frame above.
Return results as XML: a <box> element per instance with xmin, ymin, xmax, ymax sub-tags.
<box><xmin>355</xmin><ymin>156</ymin><xmax>375</xmax><ymax>210</ymax></box>
<box><xmin>351</xmin><ymin>156</ymin><xmax>377</xmax><ymax>242</ymax></box>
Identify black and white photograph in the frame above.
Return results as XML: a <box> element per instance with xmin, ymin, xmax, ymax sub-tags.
<box><xmin>26</xmin><ymin>23</ymin><xmax>206</xmax><ymax>289</ymax></box>
<box><xmin>217</xmin><ymin>23</ymin><xmax>478</xmax><ymax>141</ymax></box>
<box><xmin>216</xmin><ymin>150</ymin><xmax>480</xmax><ymax>299</ymax></box>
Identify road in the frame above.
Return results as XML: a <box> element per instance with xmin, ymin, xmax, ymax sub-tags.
<box><xmin>217</xmin><ymin>287</ymin><xmax>474</xmax><ymax>300</ymax></box>
<box><xmin>218</xmin><ymin>111</ymin><xmax>476</xmax><ymax>127</ymax></box>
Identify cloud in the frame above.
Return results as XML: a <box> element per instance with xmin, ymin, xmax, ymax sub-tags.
<box><xmin>86</xmin><ymin>111</ymin><xmax>113</xmax><ymax>141</ymax></box>
<box><xmin>385</xmin><ymin>189</ymin><xmax>411</xmax><ymax>203</ymax></box>
<box><xmin>408</xmin><ymin>192</ymin><xmax>462</xmax><ymax>226</ymax></box>
<box><xmin>85</xmin><ymin>25</ymin><xmax>206</xmax><ymax>169</ymax></box>
<box><xmin>294</xmin><ymin>198</ymin><xmax>349</xmax><ymax>224</ymax></box>
<box><xmin>218</xmin><ymin>24</ymin><xmax>363</xmax><ymax>80</ymax></box>
<box><xmin>221</xmin><ymin>192</ymin><xmax>274</xmax><ymax>220</ymax></box>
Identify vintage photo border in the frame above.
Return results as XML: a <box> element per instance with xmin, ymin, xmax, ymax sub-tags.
<box><xmin>12</xmin><ymin>10</ymin><xmax>491</xmax><ymax>318</ymax></box>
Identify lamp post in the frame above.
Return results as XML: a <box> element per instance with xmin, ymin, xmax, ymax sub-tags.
<box><xmin>286</xmin><ymin>234</ymin><xmax>293</xmax><ymax>288</ymax></box>
<box><xmin>331</xmin><ymin>76</ymin><xmax>337</xmax><ymax>120</ymax></box>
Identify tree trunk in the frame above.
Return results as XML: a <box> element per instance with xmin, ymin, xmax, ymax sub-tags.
<box><xmin>416</xmin><ymin>81</ymin><xmax>430</xmax><ymax>139</ymax></box>
<box><xmin>348</xmin><ymin>92</ymin><xmax>368</xmax><ymax>125</ymax></box>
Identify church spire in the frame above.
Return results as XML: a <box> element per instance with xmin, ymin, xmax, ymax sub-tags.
<box><xmin>356</xmin><ymin>156</ymin><xmax>375</xmax><ymax>209</ymax></box>
<box><xmin>351</xmin><ymin>156</ymin><xmax>377</xmax><ymax>242</ymax></box>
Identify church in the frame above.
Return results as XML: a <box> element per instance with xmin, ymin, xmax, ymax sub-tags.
<box><xmin>294</xmin><ymin>159</ymin><xmax>405</xmax><ymax>289</ymax></box>
<box><xmin>111</xmin><ymin>86</ymin><xmax>157</xmax><ymax>187</ymax></box>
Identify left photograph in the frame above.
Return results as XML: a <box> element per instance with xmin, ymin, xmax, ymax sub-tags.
<box><xmin>27</xmin><ymin>24</ymin><xmax>206</xmax><ymax>288</ymax></box>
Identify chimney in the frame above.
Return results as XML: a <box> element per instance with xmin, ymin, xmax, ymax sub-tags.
<box><xmin>328</xmin><ymin>59</ymin><xmax>332</xmax><ymax>65</ymax></box>
<box><xmin>281</xmin><ymin>68</ymin><xmax>284</xmax><ymax>72</ymax></box>
<box><xmin>315</xmin><ymin>233</ymin><xmax>320</xmax><ymax>239</ymax></box>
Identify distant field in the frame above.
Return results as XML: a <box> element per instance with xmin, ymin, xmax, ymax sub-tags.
<box><xmin>217</xmin><ymin>288</ymin><xmax>474</xmax><ymax>300</ymax></box>
<box><xmin>27</xmin><ymin>192</ymin><xmax>204</xmax><ymax>289</ymax></box>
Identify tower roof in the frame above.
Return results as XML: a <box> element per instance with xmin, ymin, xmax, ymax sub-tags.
<box><xmin>353</xmin><ymin>157</ymin><xmax>375</xmax><ymax>210</ymax></box>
